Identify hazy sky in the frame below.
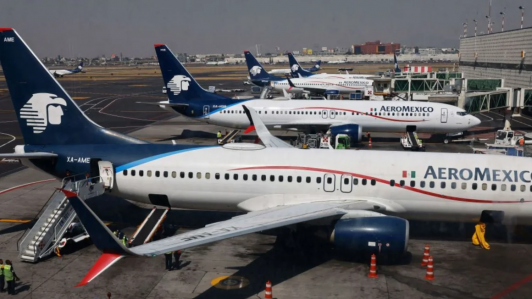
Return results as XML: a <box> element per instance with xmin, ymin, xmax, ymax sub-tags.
<box><xmin>0</xmin><ymin>0</ymin><xmax>528</xmax><ymax>57</ymax></box>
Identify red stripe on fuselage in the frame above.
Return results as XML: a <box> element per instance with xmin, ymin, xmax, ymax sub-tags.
<box><xmin>295</xmin><ymin>106</ymin><xmax>426</xmax><ymax>123</ymax></box>
<box><xmin>229</xmin><ymin>166</ymin><xmax>529</xmax><ymax>204</ymax></box>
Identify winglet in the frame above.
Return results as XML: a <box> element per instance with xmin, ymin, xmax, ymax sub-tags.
<box><xmin>75</xmin><ymin>253</ymin><xmax>124</xmax><ymax>287</ymax></box>
<box><xmin>242</xmin><ymin>106</ymin><xmax>292</xmax><ymax>148</ymax></box>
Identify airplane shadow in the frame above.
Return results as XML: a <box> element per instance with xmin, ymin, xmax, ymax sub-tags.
<box><xmin>0</xmin><ymin>221</ymin><xmax>34</xmax><ymax>235</ymax></box>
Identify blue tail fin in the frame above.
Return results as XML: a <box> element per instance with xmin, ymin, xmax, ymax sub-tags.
<box><xmin>0</xmin><ymin>28</ymin><xmax>142</xmax><ymax>145</ymax></box>
<box><xmin>309</xmin><ymin>60</ymin><xmax>321</xmax><ymax>72</ymax></box>
<box><xmin>71</xmin><ymin>61</ymin><xmax>83</xmax><ymax>73</ymax></box>
<box><xmin>244</xmin><ymin>51</ymin><xmax>276</xmax><ymax>83</ymax></box>
<box><xmin>394</xmin><ymin>54</ymin><xmax>401</xmax><ymax>73</ymax></box>
<box><xmin>154</xmin><ymin>44</ymin><xmax>228</xmax><ymax>103</ymax></box>
<box><xmin>288</xmin><ymin>53</ymin><xmax>312</xmax><ymax>78</ymax></box>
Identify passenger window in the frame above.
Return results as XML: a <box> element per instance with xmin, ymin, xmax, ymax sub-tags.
<box><xmin>163</xmin><ymin>171</ymin><xmax>168</xmax><ymax>178</ymax></box>
<box><xmin>353</xmin><ymin>178</ymin><xmax>358</xmax><ymax>185</ymax></box>
<box><xmin>147</xmin><ymin>170</ymin><xmax>152</xmax><ymax>177</ymax></box>
<box><xmin>420</xmin><ymin>181</ymin><xmax>426</xmax><ymax>188</ymax></box>
<box><xmin>482</xmin><ymin>183</ymin><xmax>487</xmax><ymax>190</ymax></box>
<box><xmin>316</xmin><ymin>177</ymin><xmax>321</xmax><ymax>184</ymax></box>
<box><xmin>155</xmin><ymin>171</ymin><xmax>160</xmax><ymax>177</ymax></box>
<box><xmin>206</xmin><ymin>173</ymin><xmax>210</xmax><ymax>179</ymax></box>
<box><xmin>233</xmin><ymin>174</ymin><xmax>238</xmax><ymax>180</ymax></box>
<box><xmin>225</xmin><ymin>173</ymin><xmax>230</xmax><ymax>180</ymax></box>
<box><xmin>461</xmin><ymin>182</ymin><xmax>467</xmax><ymax>190</ymax></box>
<box><xmin>326</xmin><ymin>177</ymin><xmax>332</xmax><ymax>184</ymax></box>
<box><xmin>491</xmin><ymin>184</ymin><xmax>497</xmax><ymax>191</ymax></box>
<box><xmin>252</xmin><ymin>174</ymin><xmax>257</xmax><ymax>181</ymax></box>
<box><xmin>371</xmin><ymin>179</ymin><xmax>376</xmax><ymax>186</ymax></box>
<box><xmin>131</xmin><ymin>170</ymin><xmax>136</xmax><ymax>176</ymax></box>
<box><xmin>400</xmin><ymin>180</ymin><xmax>405</xmax><ymax>186</ymax></box>
<box><xmin>139</xmin><ymin>170</ymin><xmax>144</xmax><ymax>177</ymax></box>
<box><xmin>362</xmin><ymin>179</ymin><xmax>367</xmax><ymax>185</ymax></box>
<box><xmin>243</xmin><ymin>174</ymin><xmax>247</xmax><ymax>181</ymax></box>
<box><xmin>288</xmin><ymin>176</ymin><xmax>293</xmax><ymax>182</ymax></box>
<box><xmin>390</xmin><ymin>179</ymin><xmax>395</xmax><ymax>186</ymax></box>
<box><xmin>343</xmin><ymin>178</ymin><xmax>349</xmax><ymax>185</ymax></box>
<box><xmin>180</xmin><ymin>172</ymin><xmax>185</xmax><ymax>178</ymax></box>
<box><xmin>188</xmin><ymin>172</ymin><xmax>193</xmax><ymax>179</ymax></box>
<box><xmin>472</xmin><ymin>183</ymin><xmax>477</xmax><ymax>190</ymax></box>
<box><xmin>441</xmin><ymin>182</ymin><xmax>446</xmax><ymax>189</ymax></box>
<box><xmin>261</xmin><ymin>175</ymin><xmax>266</xmax><ymax>181</ymax></box>
<box><xmin>270</xmin><ymin>175</ymin><xmax>275</xmax><ymax>182</ymax></box>
<box><xmin>172</xmin><ymin>171</ymin><xmax>176</xmax><ymax>178</ymax></box>
<box><xmin>410</xmin><ymin>181</ymin><xmax>415</xmax><ymax>187</ymax></box>
<box><xmin>429</xmin><ymin>181</ymin><xmax>435</xmax><ymax>188</ymax></box>
<box><xmin>197</xmin><ymin>172</ymin><xmax>202</xmax><ymax>179</ymax></box>
<box><xmin>502</xmin><ymin>184</ymin><xmax>507</xmax><ymax>191</ymax></box>
<box><xmin>123</xmin><ymin>170</ymin><xmax>128</xmax><ymax>176</ymax></box>
<box><xmin>297</xmin><ymin>176</ymin><xmax>302</xmax><ymax>183</ymax></box>
<box><xmin>306</xmin><ymin>177</ymin><xmax>311</xmax><ymax>183</ymax></box>
<box><xmin>279</xmin><ymin>175</ymin><xmax>283</xmax><ymax>182</ymax></box>
<box><xmin>215</xmin><ymin>173</ymin><xmax>220</xmax><ymax>180</ymax></box>
<box><xmin>451</xmin><ymin>182</ymin><xmax>456</xmax><ymax>189</ymax></box>
<box><xmin>511</xmin><ymin>184</ymin><xmax>516</xmax><ymax>192</ymax></box>
<box><xmin>521</xmin><ymin>185</ymin><xmax>526</xmax><ymax>192</ymax></box>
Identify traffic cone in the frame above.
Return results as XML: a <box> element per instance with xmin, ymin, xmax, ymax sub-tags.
<box><xmin>368</xmin><ymin>254</ymin><xmax>378</xmax><ymax>278</ymax></box>
<box><xmin>265</xmin><ymin>280</ymin><xmax>273</xmax><ymax>299</ymax></box>
<box><xmin>368</xmin><ymin>137</ymin><xmax>372</xmax><ymax>148</ymax></box>
<box><xmin>421</xmin><ymin>244</ymin><xmax>430</xmax><ymax>266</ymax></box>
<box><xmin>425</xmin><ymin>256</ymin><xmax>434</xmax><ymax>281</ymax></box>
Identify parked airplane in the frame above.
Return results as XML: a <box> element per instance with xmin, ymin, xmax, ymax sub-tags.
<box><xmin>152</xmin><ymin>44</ymin><xmax>479</xmax><ymax>141</ymax></box>
<box><xmin>49</xmin><ymin>61</ymin><xmax>84</xmax><ymax>78</ymax></box>
<box><xmin>244</xmin><ymin>51</ymin><xmax>285</xmax><ymax>86</ymax></box>
<box><xmin>206</xmin><ymin>59</ymin><xmax>228</xmax><ymax>66</ymax></box>
<box><xmin>270</xmin><ymin>74</ymin><xmax>375</xmax><ymax>97</ymax></box>
<box><xmin>0</xmin><ymin>29</ymin><xmax>527</xmax><ymax>286</ymax></box>
<box><xmin>328</xmin><ymin>58</ymin><xmax>347</xmax><ymax>64</ymax></box>
<box><xmin>269</xmin><ymin>54</ymin><xmax>321</xmax><ymax>75</ymax></box>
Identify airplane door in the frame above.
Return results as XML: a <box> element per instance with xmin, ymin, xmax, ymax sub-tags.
<box><xmin>98</xmin><ymin>161</ymin><xmax>114</xmax><ymax>190</ymax></box>
<box><xmin>323</xmin><ymin>174</ymin><xmax>336</xmax><ymax>192</ymax></box>
<box><xmin>440</xmin><ymin>108</ymin><xmax>448</xmax><ymax>123</ymax></box>
<box><xmin>322</xmin><ymin>110</ymin><xmax>328</xmax><ymax>119</ymax></box>
<box><xmin>330</xmin><ymin>110</ymin><xmax>336</xmax><ymax>119</ymax></box>
<box><xmin>203</xmin><ymin>105</ymin><xmax>210</xmax><ymax>119</ymax></box>
<box><xmin>340</xmin><ymin>174</ymin><xmax>352</xmax><ymax>193</ymax></box>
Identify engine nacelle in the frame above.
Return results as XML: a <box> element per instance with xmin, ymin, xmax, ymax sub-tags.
<box><xmin>330</xmin><ymin>124</ymin><xmax>362</xmax><ymax>142</ymax></box>
<box><xmin>331</xmin><ymin>216</ymin><xmax>409</xmax><ymax>255</ymax></box>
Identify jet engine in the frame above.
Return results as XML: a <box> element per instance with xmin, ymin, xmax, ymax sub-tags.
<box><xmin>330</xmin><ymin>216</ymin><xmax>409</xmax><ymax>255</ymax></box>
<box><xmin>330</xmin><ymin>124</ymin><xmax>362</xmax><ymax>142</ymax></box>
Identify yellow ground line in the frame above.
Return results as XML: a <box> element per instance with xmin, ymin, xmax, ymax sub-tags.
<box><xmin>0</xmin><ymin>219</ymin><xmax>31</xmax><ymax>223</ymax></box>
<box><xmin>71</xmin><ymin>97</ymin><xmax>90</xmax><ymax>100</ymax></box>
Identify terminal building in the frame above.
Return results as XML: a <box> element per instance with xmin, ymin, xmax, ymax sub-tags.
<box><xmin>351</xmin><ymin>41</ymin><xmax>400</xmax><ymax>55</ymax></box>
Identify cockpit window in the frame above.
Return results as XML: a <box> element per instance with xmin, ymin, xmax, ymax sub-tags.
<box><xmin>457</xmin><ymin>112</ymin><xmax>467</xmax><ymax>116</ymax></box>
<box><xmin>496</xmin><ymin>131</ymin><xmax>507</xmax><ymax>140</ymax></box>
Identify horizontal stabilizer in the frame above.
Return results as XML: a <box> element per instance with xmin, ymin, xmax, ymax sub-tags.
<box><xmin>0</xmin><ymin>153</ymin><xmax>58</xmax><ymax>159</ymax></box>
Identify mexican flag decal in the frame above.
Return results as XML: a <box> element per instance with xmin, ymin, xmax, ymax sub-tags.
<box><xmin>402</xmin><ymin>170</ymin><xmax>415</xmax><ymax>178</ymax></box>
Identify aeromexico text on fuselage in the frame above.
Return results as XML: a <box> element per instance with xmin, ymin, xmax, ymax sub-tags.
<box><xmin>382</xmin><ymin>106</ymin><xmax>434</xmax><ymax>113</ymax></box>
<box><xmin>425</xmin><ymin>166</ymin><xmax>532</xmax><ymax>183</ymax></box>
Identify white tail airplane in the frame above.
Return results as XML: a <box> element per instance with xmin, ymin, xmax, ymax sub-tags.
<box><xmin>49</xmin><ymin>61</ymin><xmax>84</xmax><ymax>78</ymax></box>
<box><xmin>0</xmin><ymin>29</ymin><xmax>527</xmax><ymax>287</ymax></box>
<box><xmin>151</xmin><ymin>44</ymin><xmax>480</xmax><ymax>141</ymax></box>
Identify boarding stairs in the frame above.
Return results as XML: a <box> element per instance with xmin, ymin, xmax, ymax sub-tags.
<box><xmin>129</xmin><ymin>207</ymin><xmax>169</xmax><ymax>247</ymax></box>
<box><xmin>18</xmin><ymin>175</ymin><xmax>106</xmax><ymax>263</ymax></box>
<box><xmin>407</xmin><ymin>131</ymin><xmax>421</xmax><ymax>150</ymax></box>
<box><xmin>218</xmin><ymin>130</ymin><xmax>240</xmax><ymax>145</ymax></box>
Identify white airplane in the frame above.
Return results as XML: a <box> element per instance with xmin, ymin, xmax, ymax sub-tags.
<box><xmin>328</xmin><ymin>58</ymin><xmax>347</xmax><ymax>64</ymax></box>
<box><xmin>205</xmin><ymin>59</ymin><xmax>228</xmax><ymax>65</ymax></box>
<box><xmin>270</xmin><ymin>76</ymin><xmax>375</xmax><ymax>97</ymax></box>
<box><xmin>0</xmin><ymin>29</ymin><xmax>529</xmax><ymax>286</ymax></box>
<box><xmin>49</xmin><ymin>61</ymin><xmax>84</xmax><ymax>78</ymax></box>
<box><xmin>151</xmin><ymin>44</ymin><xmax>480</xmax><ymax>140</ymax></box>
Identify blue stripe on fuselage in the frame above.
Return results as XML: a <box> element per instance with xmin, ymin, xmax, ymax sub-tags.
<box><xmin>171</xmin><ymin>99</ymin><xmax>251</xmax><ymax>119</ymax></box>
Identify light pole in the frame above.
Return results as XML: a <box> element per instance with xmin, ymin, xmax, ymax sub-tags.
<box><xmin>520</xmin><ymin>6</ymin><xmax>525</xmax><ymax>29</ymax></box>
<box><xmin>500</xmin><ymin>12</ymin><xmax>505</xmax><ymax>32</ymax></box>
<box><xmin>486</xmin><ymin>15</ymin><xmax>491</xmax><ymax>33</ymax></box>
<box><xmin>473</xmin><ymin>19</ymin><xmax>478</xmax><ymax>36</ymax></box>
<box><xmin>463</xmin><ymin>22</ymin><xmax>468</xmax><ymax>37</ymax></box>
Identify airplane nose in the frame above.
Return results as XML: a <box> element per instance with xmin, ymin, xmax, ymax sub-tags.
<box><xmin>471</xmin><ymin>115</ymin><xmax>481</xmax><ymax>126</ymax></box>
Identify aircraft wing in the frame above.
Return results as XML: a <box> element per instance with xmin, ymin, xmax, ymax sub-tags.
<box><xmin>0</xmin><ymin>153</ymin><xmax>58</xmax><ymax>159</ymax></box>
<box><xmin>242</xmin><ymin>105</ymin><xmax>292</xmax><ymax>148</ymax></box>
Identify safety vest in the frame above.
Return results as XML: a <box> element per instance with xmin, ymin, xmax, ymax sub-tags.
<box><xmin>217</xmin><ymin>132</ymin><xmax>222</xmax><ymax>138</ymax></box>
<box><xmin>122</xmin><ymin>237</ymin><xmax>128</xmax><ymax>246</ymax></box>
<box><xmin>3</xmin><ymin>265</ymin><xmax>13</xmax><ymax>281</ymax></box>
<box><xmin>165</xmin><ymin>252</ymin><xmax>172</xmax><ymax>255</ymax></box>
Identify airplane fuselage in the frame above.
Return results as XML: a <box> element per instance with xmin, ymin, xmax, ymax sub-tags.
<box><xmin>164</xmin><ymin>99</ymin><xmax>480</xmax><ymax>133</ymax></box>
<box><xmin>20</xmin><ymin>144</ymin><xmax>532</xmax><ymax>225</ymax></box>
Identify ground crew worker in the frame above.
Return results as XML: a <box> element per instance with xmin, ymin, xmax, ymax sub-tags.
<box><xmin>520</xmin><ymin>138</ymin><xmax>525</xmax><ymax>146</ymax></box>
<box><xmin>164</xmin><ymin>252</ymin><xmax>173</xmax><ymax>271</ymax></box>
<box><xmin>173</xmin><ymin>250</ymin><xmax>182</xmax><ymax>269</ymax></box>
<box><xmin>0</xmin><ymin>259</ymin><xmax>4</xmax><ymax>293</ymax></box>
<box><xmin>217</xmin><ymin>131</ymin><xmax>222</xmax><ymax>139</ymax></box>
<box><xmin>472</xmin><ymin>222</ymin><xmax>490</xmax><ymax>250</ymax></box>
<box><xmin>4</xmin><ymin>260</ymin><xmax>17</xmax><ymax>295</ymax></box>
<box><xmin>121</xmin><ymin>235</ymin><xmax>129</xmax><ymax>248</ymax></box>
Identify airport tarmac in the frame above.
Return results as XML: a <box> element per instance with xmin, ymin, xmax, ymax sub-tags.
<box><xmin>1</xmin><ymin>67</ymin><xmax>532</xmax><ymax>298</ymax></box>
